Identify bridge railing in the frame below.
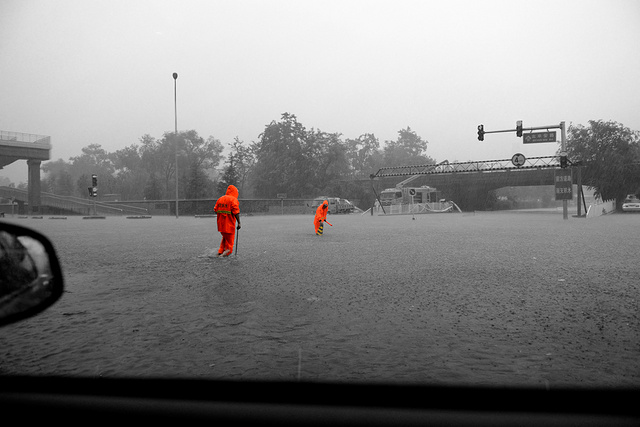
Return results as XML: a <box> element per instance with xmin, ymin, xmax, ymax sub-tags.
<box><xmin>372</xmin><ymin>156</ymin><xmax>560</xmax><ymax>178</ymax></box>
<box><xmin>0</xmin><ymin>130</ymin><xmax>51</xmax><ymax>145</ymax></box>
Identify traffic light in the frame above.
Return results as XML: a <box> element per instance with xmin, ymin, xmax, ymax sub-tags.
<box><xmin>477</xmin><ymin>124</ymin><xmax>484</xmax><ymax>141</ymax></box>
<box><xmin>92</xmin><ymin>187</ymin><xmax>98</xmax><ymax>198</ymax></box>
<box><xmin>516</xmin><ymin>120</ymin><xmax>523</xmax><ymax>137</ymax></box>
<box><xmin>560</xmin><ymin>155</ymin><xmax>568</xmax><ymax>169</ymax></box>
<box><xmin>88</xmin><ymin>187</ymin><xmax>93</xmax><ymax>197</ymax></box>
<box><xmin>92</xmin><ymin>174</ymin><xmax>98</xmax><ymax>187</ymax></box>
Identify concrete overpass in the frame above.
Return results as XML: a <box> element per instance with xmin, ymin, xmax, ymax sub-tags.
<box><xmin>0</xmin><ymin>130</ymin><xmax>51</xmax><ymax>214</ymax></box>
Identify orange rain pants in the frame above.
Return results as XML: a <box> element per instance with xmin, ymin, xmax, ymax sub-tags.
<box><xmin>218</xmin><ymin>232</ymin><xmax>235</xmax><ymax>255</ymax></box>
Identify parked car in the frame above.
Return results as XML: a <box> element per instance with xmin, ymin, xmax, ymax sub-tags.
<box><xmin>310</xmin><ymin>197</ymin><xmax>355</xmax><ymax>214</ymax></box>
<box><xmin>622</xmin><ymin>194</ymin><xmax>640</xmax><ymax>212</ymax></box>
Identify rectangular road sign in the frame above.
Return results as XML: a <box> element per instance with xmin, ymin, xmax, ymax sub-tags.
<box><xmin>523</xmin><ymin>131</ymin><xmax>557</xmax><ymax>144</ymax></box>
<box><xmin>554</xmin><ymin>169</ymin><xmax>573</xmax><ymax>200</ymax></box>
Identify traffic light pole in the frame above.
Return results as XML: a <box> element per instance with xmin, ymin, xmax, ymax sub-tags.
<box><xmin>481</xmin><ymin>122</ymin><xmax>564</xmax><ymax>136</ymax></box>
<box><xmin>478</xmin><ymin>121</ymin><xmax>569</xmax><ymax>219</ymax></box>
<box><xmin>91</xmin><ymin>174</ymin><xmax>98</xmax><ymax>217</ymax></box>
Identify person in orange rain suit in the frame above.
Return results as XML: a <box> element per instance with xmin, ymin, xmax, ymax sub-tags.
<box><xmin>314</xmin><ymin>200</ymin><xmax>329</xmax><ymax>235</ymax></box>
<box><xmin>214</xmin><ymin>185</ymin><xmax>241</xmax><ymax>257</ymax></box>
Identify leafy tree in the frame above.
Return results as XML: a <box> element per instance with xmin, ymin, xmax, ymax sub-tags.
<box><xmin>56</xmin><ymin>170</ymin><xmax>76</xmax><ymax>196</ymax></box>
<box><xmin>143</xmin><ymin>176</ymin><xmax>163</xmax><ymax>200</ymax></box>
<box><xmin>345</xmin><ymin>133</ymin><xmax>383</xmax><ymax>177</ymax></box>
<box><xmin>564</xmin><ymin>120</ymin><xmax>640</xmax><ymax>210</ymax></box>
<box><xmin>396</xmin><ymin>127</ymin><xmax>429</xmax><ymax>157</ymax></box>
<box><xmin>41</xmin><ymin>159</ymin><xmax>74</xmax><ymax>195</ymax></box>
<box><xmin>382</xmin><ymin>127</ymin><xmax>434</xmax><ymax>167</ymax></box>
<box><xmin>77</xmin><ymin>174</ymin><xmax>95</xmax><ymax>198</ymax></box>
<box><xmin>139</xmin><ymin>134</ymin><xmax>166</xmax><ymax>197</ymax></box>
<box><xmin>187</xmin><ymin>161</ymin><xmax>216</xmax><ymax>199</ymax></box>
<box><xmin>252</xmin><ymin>113</ymin><xmax>309</xmax><ymax>197</ymax></box>
<box><xmin>217</xmin><ymin>154</ymin><xmax>240</xmax><ymax>195</ymax></box>
<box><xmin>153</xmin><ymin>132</ymin><xmax>183</xmax><ymax>199</ymax></box>
<box><xmin>38</xmin><ymin>131</ymin><xmax>223</xmax><ymax>201</ymax></box>
<box><xmin>252</xmin><ymin>113</ymin><xmax>357</xmax><ymax>198</ymax></box>
<box><xmin>140</xmin><ymin>130</ymin><xmax>222</xmax><ymax>200</ymax></box>
<box><xmin>309</xmin><ymin>130</ymin><xmax>350</xmax><ymax>193</ymax></box>
<box><xmin>228</xmin><ymin>137</ymin><xmax>255</xmax><ymax>196</ymax></box>
<box><xmin>111</xmin><ymin>144</ymin><xmax>147</xmax><ymax>200</ymax></box>
<box><xmin>67</xmin><ymin>144</ymin><xmax>116</xmax><ymax>196</ymax></box>
<box><xmin>179</xmin><ymin>131</ymin><xmax>223</xmax><ymax>199</ymax></box>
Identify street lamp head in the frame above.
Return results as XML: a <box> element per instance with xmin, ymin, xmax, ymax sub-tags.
<box><xmin>173</xmin><ymin>72</ymin><xmax>178</xmax><ymax>80</ymax></box>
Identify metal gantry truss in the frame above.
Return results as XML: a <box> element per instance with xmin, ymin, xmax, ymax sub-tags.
<box><xmin>371</xmin><ymin>156</ymin><xmax>561</xmax><ymax>178</ymax></box>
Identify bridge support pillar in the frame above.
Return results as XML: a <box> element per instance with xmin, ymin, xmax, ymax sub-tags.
<box><xmin>27</xmin><ymin>159</ymin><xmax>42</xmax><ymax>214</ymax></box>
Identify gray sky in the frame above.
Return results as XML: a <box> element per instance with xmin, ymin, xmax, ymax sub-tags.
<box><xmin>1</xmin><ymin>0</ymin><xmax>639</xmax><ymax>184</ymax></box>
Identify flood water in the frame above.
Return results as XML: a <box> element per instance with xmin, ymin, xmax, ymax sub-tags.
<box><xmin>1</xmin><ymin>212</ymin><xmax>638</xmax><ymax>388</ymax></box>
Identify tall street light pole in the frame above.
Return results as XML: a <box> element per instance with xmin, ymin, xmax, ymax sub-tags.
<box><xmin>173</xmin><ymin>72</ymin><xmax>179</xmax><ymax>218</ymax></box>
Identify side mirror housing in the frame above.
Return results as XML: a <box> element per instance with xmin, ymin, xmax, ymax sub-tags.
<box><xmin>0</xmin><ymin>222</ymin><xmax>64</xmax><ymax>327</ymax></box>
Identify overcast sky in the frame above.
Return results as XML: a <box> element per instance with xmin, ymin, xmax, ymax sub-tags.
<box><xmin>1</xmin><ymin>0</ymin><xmax>639</xmax><ymax>184</ymax></box>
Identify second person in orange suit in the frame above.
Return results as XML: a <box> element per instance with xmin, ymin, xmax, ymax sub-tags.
<box><xmin>314</xmin><ymin>200</ymin><xmax>328</xmax><ymax>235</ymax></box>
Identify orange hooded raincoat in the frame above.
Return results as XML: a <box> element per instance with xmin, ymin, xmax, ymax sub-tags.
<box><xmin>314</xmin><ymin>200</ymin><xmax>328</xmax><ymax>235</ymax></box>
<box><xmin>214</xmin><ymin>185</ymin><xmax>241</xmax><ymax>255</ymax></box>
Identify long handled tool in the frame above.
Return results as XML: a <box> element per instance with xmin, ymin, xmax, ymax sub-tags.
<box><xmin>234</xmin><ymin>226</ymin><xmax>239</xmax><ymax>257</ymax></box>
<box><xmin>324</xmin><ymin>220</ymin><xmax>333</xmax><ymax>226</ymax></box>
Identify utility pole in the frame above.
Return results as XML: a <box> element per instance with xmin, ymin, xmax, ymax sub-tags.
<box><xmin>173</xmin><ymin>72</ymin><xmax>179</xmax><ymax>219</ymax></box>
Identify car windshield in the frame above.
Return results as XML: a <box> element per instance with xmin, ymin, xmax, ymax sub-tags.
<box><xmin>1</xmin><ymin>1</ymin><xmax>639</xmax><ymax>390</ymax></box>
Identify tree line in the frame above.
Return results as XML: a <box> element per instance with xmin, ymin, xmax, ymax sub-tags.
<box><xmin>564</xmin><ymin>120</ymin><xmax>640</xmax><ymax>210</ymax></box>
<box><xmin>9</xmin><ymin>114</ymin><xmax>638</xmax><ymax>211</ymax></box>
<box><xmin>37</xmin><ymin>112</ymin><xmax>434</xmax><ymax>207</ymax></box>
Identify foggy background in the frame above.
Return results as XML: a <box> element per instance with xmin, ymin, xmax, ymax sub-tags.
<box><xmin>1</xmin><ymin>0</ymin><xmax>639</xmax><ymax>184</ymax></box>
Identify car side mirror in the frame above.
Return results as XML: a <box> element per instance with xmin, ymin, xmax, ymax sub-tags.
<box><xmin>0</xmin><ymin>222</ymin><xmax>64</xmax><ymax>327</ymax></box>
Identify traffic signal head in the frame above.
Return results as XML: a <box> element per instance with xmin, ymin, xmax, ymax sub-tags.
<box><xmin>560</xmin><ymin>155</ymin><xmax>568</xmax><ymax>168</ymax></box>
<box><xmin>477</xmin><ymin>124</ymin><xmax>484</xmax><ymax>141</ymax></box>
<box><xmin>92</xmin><ymin>174</ymin><xmax>98</xmax><ymax>187</ymax></box>
<box><xmin>516</xmin><ymin>120</ymin><xmax>523</xmax><ymax>137</ymax></box>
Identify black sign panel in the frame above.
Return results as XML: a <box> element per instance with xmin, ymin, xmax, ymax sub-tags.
<box><xmin>554</xmin><ymin>169</ymin><xmax>573</xmax><ymax>200</ymax></box>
